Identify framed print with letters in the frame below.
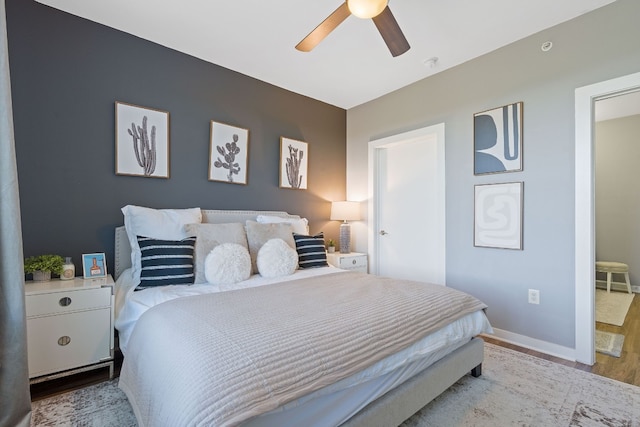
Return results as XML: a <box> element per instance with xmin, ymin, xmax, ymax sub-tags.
<box><xmin>474</xmin><ymin>102</ymin><xmax>523</xmax><ymax>175</ymax></box>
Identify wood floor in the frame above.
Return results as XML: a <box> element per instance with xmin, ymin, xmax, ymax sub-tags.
<box><xmin>484</xmin><ymin>289</ymin><xmax>640</xmax><ymax>387</ymax></box>
<box><xmin>31</xmin><ymin>296</ymin><xmax>640</xmax><ymax>401</ymax></box>
<box><xmin>592</xmin><ymin>289</ymin><xmax>640</xmax><ymax>386</ymax></box>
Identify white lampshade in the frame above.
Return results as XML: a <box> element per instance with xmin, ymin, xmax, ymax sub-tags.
<box><xmin>330</xmin><ymin>201</ymin><xmax>361</xmax><ymax>222</ymax></box>
<box><xmin>347</xmin><ymin>0</ymin><xmax>388</xmax><ymax>19</ymax></box>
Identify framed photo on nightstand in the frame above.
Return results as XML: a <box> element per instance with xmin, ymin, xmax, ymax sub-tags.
<box><xmin>82</xmin><ymin>253</ymin><xmax>107</xmax><ymax>279</ymax></box>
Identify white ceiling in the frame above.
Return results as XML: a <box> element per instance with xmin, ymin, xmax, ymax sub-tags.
<box><xmin>36</xmin><ymin>0</ymin><xmax>616</xmax><ymax>109</ymax></box>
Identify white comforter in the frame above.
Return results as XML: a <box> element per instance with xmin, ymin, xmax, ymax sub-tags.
<box><xmin>116</xmin><ymin>269</ymin><xmax>491</xmax><ymax>426</ymax></box>
<box><xmin>114</xmin><ymin>266</ymin><xmax>346</xmax><ymax>354</ymax></box>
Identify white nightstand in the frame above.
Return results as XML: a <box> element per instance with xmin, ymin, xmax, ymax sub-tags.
<box><xmin>25</xmin><ymin>275</ymin><xmax>115</xmax><ymax>383</ymax></box>
<box><xmin>327</xmin><ymin>252</ymin><xmax>368</xmax><ymax>273</ymax></box>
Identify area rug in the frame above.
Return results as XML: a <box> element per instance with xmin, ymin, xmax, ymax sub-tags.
<box><xmin>595</xmin><ymin>289</ymin><xmax>634</xmax><ymax>326</ymax></box>
<box><xmin>31</xmin><ymin>343</ymin><xmax>640</xmax><ymax>427</ymax></box>
<box><xmin>30</xmin><ymin>379</ymin><xmax>136</xmax><ymax>427</ymax></box>
<box><xmin>402</xmin><ymin>343</ymin><xmax>640</xmax><ymax>426</ymax></box>
<box><xmin>595</xmin><ymin>330</ymin><xmax>625</xmax><ymax>357</ymax></box>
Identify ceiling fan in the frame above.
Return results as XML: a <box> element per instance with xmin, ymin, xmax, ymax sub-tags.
<box><xmin>296</xmin><ymin>0</ymin><xmax>410</xmax><ymax>57</ymax></box>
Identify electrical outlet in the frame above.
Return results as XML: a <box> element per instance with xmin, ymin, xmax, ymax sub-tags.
<box><xmin>528</xmin><ymin>289</ymin><xmax>540</xmax><ymax>305</ymax></box>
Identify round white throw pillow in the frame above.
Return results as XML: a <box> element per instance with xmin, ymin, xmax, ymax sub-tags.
<box><xmin>204</xmin><ymin>243</ymin><xmax>251</xmax><ymax>285</ymax></box>
<box><xmin>257</xmin><ymin>238</ymin><xmax>298</xmax><ymax>278</ymax></box>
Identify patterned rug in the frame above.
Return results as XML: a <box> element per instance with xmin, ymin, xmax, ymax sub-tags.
<box><xmin>31</xmin><ymin>343</ymin><xmax>640</xmax><ymax>426</ymax></box>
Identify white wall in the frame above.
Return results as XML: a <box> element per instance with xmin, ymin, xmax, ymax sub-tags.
<box><xmin>595</xmin><ymin>114</ymin><xmax>640</xmax><ymax>285</ymax></box>
<box><xmin>346</xmin><ymin>0</ymin><xmax>640</xmax><ymax>352</ymax></box>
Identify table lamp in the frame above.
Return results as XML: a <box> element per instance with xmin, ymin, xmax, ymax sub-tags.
<box><xmin>330</xmin><ymin>201</ymin><xmax>361</xmax><ymax>253</ymax></box>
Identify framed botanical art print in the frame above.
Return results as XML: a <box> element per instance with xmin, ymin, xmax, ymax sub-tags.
<box><xmin>279</xmin><ymin>137</ymin><xmax>308</xmax><ymax>190</ymax></box>
<box><xmin>209</xmin><ymin>121</ymin><xmax>249</xmax><ymax>185</ymax></box>
<box><xmin>115</xmin><ymin>101</ymin><xmax>170</xmax><ymax>178</ymax></box>
<box><xmin>474</xmin><ymin>182</ymin><xmax>523</xmax><ymax>250</ymax></box>
<box><xmin>474</xmin><ymin>102</ymin><xmax>523</xmax><ymax>175</ymax></box>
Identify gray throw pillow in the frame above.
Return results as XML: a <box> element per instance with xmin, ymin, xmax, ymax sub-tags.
<box><xmin>184</xmin><ymin>222</ymin><xmax>248</xmax><ymax>283</ymax></box>
<box><xmin>245</xmin><ymin>221</ymin><xmax>296</xmax><ymax>274</ymax></box>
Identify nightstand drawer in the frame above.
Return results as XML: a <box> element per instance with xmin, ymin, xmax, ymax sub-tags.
<box><xmin>336</xmin><ymin>256</ymin><xmax>367</xmax><ymax>270</ymax></box>
<box><xmin>27</xmin><ymin>307</ymin><xmax>111</xmax><ymax>378</ymax></box>
<box><xmin>26</xmin><ymin>287</ymin><xmax>111</xmax><ymax>318</ymax></box>
<box><xmin>327</xmin><ymin>253</ymin><xmax>368</xmax><ymax>273</ymax></box>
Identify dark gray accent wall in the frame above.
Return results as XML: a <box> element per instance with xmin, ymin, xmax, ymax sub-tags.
<box><xmin>6</xmin><ymin>0</ymin><xmax>346</xmax><ymax>274</ymax></box>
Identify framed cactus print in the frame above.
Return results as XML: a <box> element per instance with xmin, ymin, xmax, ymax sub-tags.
<box><xmin>209</xmin><ymin>121</ymin><xmax>249</xmax><ymax>185</ymax></box>
<box><xmin>279</xmin><ymin>137</ymin><xmax>308</xmax><ymax>190</ymax></box>
<box><xmin>115</xmin><ymin>102</ymin><xmax>170</xmax><ymax>178</ymax></box>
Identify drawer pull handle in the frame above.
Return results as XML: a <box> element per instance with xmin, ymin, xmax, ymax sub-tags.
<box><xmin>58</xmin><ymin>336</ymin><xmax>71</xmax><ymax>346</ymax></box>
<box><xmin>352</xmin><ymin>260</ymin><xmax>357</xmax><ymax>265</ymax></box>
<box><xmin>59</xmin><ymin>297</ymin><xmax>72</xmax><ymax>307</ymax></box>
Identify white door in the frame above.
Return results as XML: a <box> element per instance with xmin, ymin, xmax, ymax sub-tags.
<box><xmin>369</xmin><ymin>124</ymin><xmax>445</xmax><ymax>284</ymax></box>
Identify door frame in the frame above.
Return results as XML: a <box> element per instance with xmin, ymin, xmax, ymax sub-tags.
<box><xmin>367</xmin><ymin>123</ymin><xmax>446</xmax><ymax>279</ymax></box>
<box><xmin>575</xmin><ymin>71</ymin><xmax>640</xmax><ymax>364</ymax></box>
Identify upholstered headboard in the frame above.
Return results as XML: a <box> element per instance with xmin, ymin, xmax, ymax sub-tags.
<box><xmin>114</xmin><ymin>209</ymin><xmax>302</xmax><ymax>280</ymax></box>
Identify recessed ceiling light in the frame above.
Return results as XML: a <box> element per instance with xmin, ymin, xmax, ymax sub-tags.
<box><xmin>541</xmin><ymin>41</ymin><xmax>553</xmax><ymax>52</ymax></box>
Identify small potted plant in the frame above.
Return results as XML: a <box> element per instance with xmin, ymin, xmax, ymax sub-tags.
<box><xmin>327</xmin><ymin>239</ymin><xmax>336</xmax><ymax>253</ymax></box>
<box><xmin>24</xmin><ymin>254</ymin><xmax>64</xmax><ymax>281</ymax></box>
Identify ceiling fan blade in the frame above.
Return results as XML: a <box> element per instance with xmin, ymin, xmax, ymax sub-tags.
<box><xmin>372</xmin><ymin>6</ymin><xmax>410</xmax><ymax>57</ymax></box>
<box><xmin>296</xmin><ymin>2</ymin><xmax>351</xmax><ymax>52</ymax></box>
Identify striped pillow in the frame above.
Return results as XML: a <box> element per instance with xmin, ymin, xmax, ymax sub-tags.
<box><xmin>136</xmin><ymin>236</ymin><xmax>196</xmax><ymax>290</ymax></box>
<box><xmin>293</xmin><ymin>232</ymin><xmax>328</xmax><ymax>269</ymax></box>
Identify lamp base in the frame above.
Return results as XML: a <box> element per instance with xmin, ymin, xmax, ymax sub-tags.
<box><xmin>339</xmin><ymin>222</ymin><xmax>351</xmax><ymax>253</ymax></box>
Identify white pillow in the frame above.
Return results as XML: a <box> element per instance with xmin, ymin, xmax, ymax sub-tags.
<box><xmin>204</xmin><ymin>243</ymin><xmax>251</xmax><ymax>286</ymax></box>
<box><xmin>256</xmin><ymin>215</ymin><xmax>309</xmax><ymax>235</ymax></box>
<box><xmin>121</xmin><ymin>205</ymin><xmax>202</xmax><ymax>283</ymax></box>
<box><xmin>257</xmin><ymin>238</ymin><xmax>298</xmax><ymax>278</ymax></box>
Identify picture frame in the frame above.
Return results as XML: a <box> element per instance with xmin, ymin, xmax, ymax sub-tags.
<box><xmin>474</xmin><ymin>102</ymin><xmax>523</xmax><ymax>175</ymax></box>
<box><xmin>82</xmin><ymin>252</ymin><xmax>108</xmax><ymax>279</ymax></box>
<box><xmin>115</xmin><ymin>101</ymin><xmax>170</xmax><ymax>178</ymax></box>
<box><xmin>474</xmin><ymin>182</ymin><xmax>523</xmax><ymax>250</ymax></box>
<box><xmin>279</xmin><ymin>137</ymin><xmax>308</xmax><ymax>190</ymax></box>
<box><xmin>209</xmin><ymin>121</ymin><xmax>249</xmax><ymax>184</ymax></box>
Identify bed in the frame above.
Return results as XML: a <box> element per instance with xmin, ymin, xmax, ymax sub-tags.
<box><xmin>113</xmin><ymin>207</ymin><xmax>492</xmax><ymax>427</ymax></box>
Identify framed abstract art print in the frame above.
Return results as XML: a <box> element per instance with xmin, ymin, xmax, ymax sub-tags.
<box><xmin>474</xmin><ymin>182</ymin><xmax>523</xmax><ymax>250</ymax></box>
<box><xmin>474</xmin><ymin>102</ymin><xmax>523</xmax><ymax>175</ymax></box>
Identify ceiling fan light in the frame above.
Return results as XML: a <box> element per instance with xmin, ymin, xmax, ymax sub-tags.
<box><xmin>347</xmin><ymin>0</ymin><xmax>388</xmax><ymax>19</ymax></box>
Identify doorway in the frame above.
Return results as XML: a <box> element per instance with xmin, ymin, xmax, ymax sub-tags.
<box><xmin>594</xmin><ymin>91</ymin><xmax>640</xmax><ymax>289</ymax></box>
<box><xmin>590</xmin><ymin>91</ymin><xmax>640</xmax><ymax>384</ymax></box>
<box><xmin>368</xmin><ymin>123</ymin><xmax>445</xmax><ymax>284</ymax></box>
<box><xmin>575</xmin><ymin>71</ymin><xmax>640</xmax><ymax>365</ymax></box>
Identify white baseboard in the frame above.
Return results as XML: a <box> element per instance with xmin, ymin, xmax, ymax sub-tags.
<box><xmin>483</xmin><ymin>328</ymin><xmax>578</xmax><ymax>363</ymax></box>
<box><xmin>595</xmin><ymin>279</ymin><xmax>638</xmax><ymax>293</ymax></box>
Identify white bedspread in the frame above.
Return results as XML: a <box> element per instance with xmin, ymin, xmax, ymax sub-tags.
<box><xmin>114</xmin><ymin>266</ymin><xmax>343</xmax><ymax>354</ymax></box>
<box><xmin>117</xmin><ymin>270</ymin><xmax>490</xmax><ymax>426</ymax></box>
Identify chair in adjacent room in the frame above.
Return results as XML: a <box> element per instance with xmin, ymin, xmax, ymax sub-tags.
<box><xmin>595</xmin><ymin>261</ymin><xmax>632</xmax><ymax>294</ymax></box>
